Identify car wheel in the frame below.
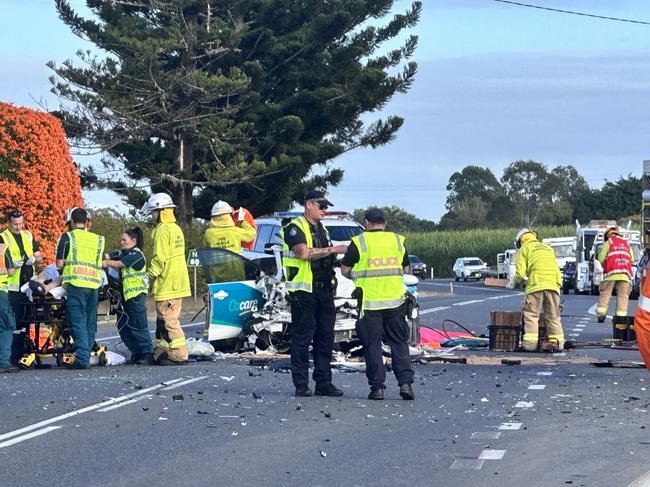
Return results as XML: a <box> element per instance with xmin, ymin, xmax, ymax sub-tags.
<box><xmin>463</xmin><ymin>274</ymin><xmax>468</xmax><ymax>282</ymax></box>
<box><xmin>454</xmin><ymin>275</ymin><xmax>459</xmax><ymax>282</ymax></box>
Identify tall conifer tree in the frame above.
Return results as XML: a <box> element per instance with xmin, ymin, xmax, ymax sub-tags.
<box><xmin>51</xmin><ymin>1</ymin><xmax>421</xmax><ymax>223</ymax></box>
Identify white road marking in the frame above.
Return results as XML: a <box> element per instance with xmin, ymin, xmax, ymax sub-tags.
<box><xmin>587</xmin><ymin>304</ymin><xmax>612</xmax><ymax>320</ymax></box>
<box><xmin>479</xmin><ymin>449</ymin><xmax>506</xmax><ymax>460</ymax></box>
<box><xmin>537</xmin><ymin>371</ymin><xmax>553</xmax><ymax>376</ymax></box>
<box><xmin>0</xmin><ymin>426</ymin><xmax>62</xmax><ymax>449</ymax></box>
<box><xmin>499</xmin><ymin>422</ymin><xmax>522</xmax><ymax>430</ymax></box>
<box><xmin>161</xmin><ymin>376</ymin><xmax>209</xmax><ymax>391</ymax></box>
<box><xmin>453</xmin><ymin>300</ymin><xmax>485</xmax><ymax>306</ymax></box>
<box><xmin>569</xmin><ymin>333</ymin><xmax>580</xmax><ymax>337</ymax></box>
<box><xmin>626</xmin><ymin>470</ymin><xmax>650</xmax><ymax>487</ymax></box>
<box><xmin>98</xmin><ymin>395</ymin><xmax>152</xmax><ymax>412</ymax></box>
<box><xmin>423</xmin><ymin>282</ymin><xmax>517</xmax><ymax>293</ymax></box>
<box><xmin>515</xmin><ymin>401</ymin><xmax>535</xmax><ymax>408</ymax></box>
<box><xmin>419</xmin><ymin>306</ymin><xmax>451</xmax><ymax>315</ymax></box>
<box><xmin>99</xmin><ymin>321</ymin><xmax>206</xmax><ymax>342</ymax></box>
<box><xmin>485</xmin><ymin>294</ymin><xmax>522</xmax><ymax>300</ymax></box>
<box><xmin>471</xmin><ymin>432</ymin><xmax>501</xmax><ymax>440</ymax></box>
<box><xmin>0</xmin><ymin>377</ymin><xmax>188</xmax><ymax>442</ymax></box>
<box><xmin>528</xmin><ymin>385</ymin><xmax>546</xmax><ymax>390</ymax></box>
<box><xmin>450</xmin><ymin>459</ymin><xmax>484</xmax><ymax>470</ymax></box>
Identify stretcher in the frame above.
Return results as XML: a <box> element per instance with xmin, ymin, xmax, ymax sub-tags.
<box><xmin>16</xmin><ymin>265</ymin><xmax>108</xmax><ymax>369</ymax></box>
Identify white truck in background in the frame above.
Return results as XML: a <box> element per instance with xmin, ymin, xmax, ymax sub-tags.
<box><xmin>496</xmin><ymin>249</ymin><xmax>518</xmax><ymax>280</ymax></box>
<box><xmin>542</xmin><ymin>236</ymin><xmax>576</xmax><ymax>271</ymax></box>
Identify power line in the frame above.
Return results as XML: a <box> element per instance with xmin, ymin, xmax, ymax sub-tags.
<box><xmin>492</xmin><ymin>0</ymin><xmax>650</xmax><ymax>25</ymax></box>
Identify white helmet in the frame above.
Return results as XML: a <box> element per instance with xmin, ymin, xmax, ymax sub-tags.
<box><xmin>515</xmin><ymin>227</ymin><xmax>536</xmax><ymax>248</ymax></box>
<box><xmin>140</xmin><ymin>193</ymin><xmax>176</xmax><ymax>214</ymax></box>
<box><xmin>211</xmin><ymin>200</ymin><xmax>234</xmax><ymax>217</ymax></box>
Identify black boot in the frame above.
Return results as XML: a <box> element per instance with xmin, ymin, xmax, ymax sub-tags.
<box><xmin>368</xmin><ymin>388</ymin><xmax>384</xmax><ymax>400</ymax></box>
<box><xmin>399</xmin><ymin>383</ymin><xmax>415</xmax><ymax>400</ymax></box>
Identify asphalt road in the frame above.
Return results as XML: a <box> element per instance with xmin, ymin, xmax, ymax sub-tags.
<box><xmin>1</xmin><ymin>280</ymin><xmax>649</xmax><ymax>487</ymax></box>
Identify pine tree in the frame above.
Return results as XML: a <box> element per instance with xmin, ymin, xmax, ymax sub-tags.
<box><xmin>50</xmin><ymin>0</ymin><xmax>421</xmax><ymax>223</ymax></box>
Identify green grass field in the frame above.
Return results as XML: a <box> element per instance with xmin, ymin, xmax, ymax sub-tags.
<box><xmin>405</xmin><ymin>225</ymin><xmax>575</xmax><ymax>278</ymax></box>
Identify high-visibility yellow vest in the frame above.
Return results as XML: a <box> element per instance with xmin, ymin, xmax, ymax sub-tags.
<box><xmin>0</xmin><ymin>243</ymin><xmax>9</xmax><ymax>292</ymax></box>
<box><xmin>1</xmin><ymin>229</ymin><xmax>34</xmax><ymax>292</ymax></box>
<box><xmin>350</xmin><ymin>231</ymin><xmax>406</xmax><ymax>312</ymax></box>
<box><xmin>62</xmin><ymin>229</ymin><xmax>105</xmax><ymax>289</ymax></box>
<box><xmin>121</xmin><ymin>249</ymin><xmax>148</xmax><ymax>301</ymax></box>
<box><xmin>281</xmin><ymin>216</ymin><xmax>314</xmax><ymax>293</ymax></box>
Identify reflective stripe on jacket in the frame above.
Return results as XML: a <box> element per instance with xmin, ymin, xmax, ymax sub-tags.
<box><xmin>350</xmin><ymin>231</ymin><xmax>406</xmax><ymax>312</ymax></box>
<box><xmin>1</xmin><ymin>229</ymin><xmax>33</xmax><ymax>292</ymax></box>
<box><xmin>281</xmin><ymin>216</ymin><xmax>313</xmax><ymax>293</ymax></box>
<box><xmin>515</xmin><ymin>239</ymin><xmax>561</xmax><ymax>294</ymax></box>
<box><xmin>599</xmin><ymin>237</ymin><xmax>633</xmax><ymax>281</ymax></box>
<box><xmin>0</xmin><ymin>243</ymin><xmax>9</xmax><ymax>292</ymax></box>
<box><xmin>62</xmin><ymin>229</ymin><xmax>105</xmax><ymax>289</ymax></box>
<box><xmin>148</xmin><ymin>222</ymin><xmax>191</xmax><ymax>301</ymax></box>
<box><xmin>121</xmin><ymin>248</ymin><xmax>148</xmax><ymax>301</ymax></box>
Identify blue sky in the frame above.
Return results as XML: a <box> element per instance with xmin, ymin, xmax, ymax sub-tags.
<box><xmin>2</xmin><ymin>1</ymin><xmax>650</xmax><ymax>220</ymax></box>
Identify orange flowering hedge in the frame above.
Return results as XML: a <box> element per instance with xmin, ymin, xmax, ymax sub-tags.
<box><xmin>0</xmin><ymin>103</ymin><xmax>84</xmax><ymax>262</ymax></box>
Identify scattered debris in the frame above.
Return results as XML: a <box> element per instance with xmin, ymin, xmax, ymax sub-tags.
<box><xmin>319</xmin><ymin>450</ymin><xmax>327</xmax><ymax>458</ymax></box>
<box><xmin>172</xmin><ymin>394</ymin><xmax>184</xmax><ymax>401</ymax></box>
<box><xmin>501</xmin><ymin>359</ymin><xmax>521</xmax><ymax>366</ymax></box>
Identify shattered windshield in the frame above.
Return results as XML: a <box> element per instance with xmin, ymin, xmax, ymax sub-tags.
<box><xmin>197</xmin><ymin>248</ymin><xmax>261</xmax><ymax>283</ymax></box>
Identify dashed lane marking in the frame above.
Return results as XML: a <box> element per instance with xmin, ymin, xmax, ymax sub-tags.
<box><xmin>499</xmin><ymin>422</ymin><xmax>522</xmax><ymax>430</ymax></box>
<box><xmin>471</xmin><ymin>432</ymin><xmax>501</xmax><ymax>440</ymax></box>
<box><xmin>0</xmin><ymin>426</ymin><xmax>62</xmax><ymax>449</ymax></box>
<box><xmin>528</xmin><ymin>385</ymin><xmax>546</xmax><ymax>390</ymax></box>
<box><xmin>450</xmin><ymin>459</ymin><xmax>485</xmax><ymax>470</ymax></box>
<box><xmin>515</xmin><ymin>401</ymin><xmax>535</xmax><ymax>408</ymax></box>
<box><xmin>479</xmin><ymin>449</ymin><xmax>506</xmax><ymax>460</ymax></box>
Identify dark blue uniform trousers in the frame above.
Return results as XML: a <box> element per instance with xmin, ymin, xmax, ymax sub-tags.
<box><xmin>356</xmin><ymin>306</ymin><xmax>414</xmax><ymax>390</ymax></box>
<box><xmin>289</xmin><ymin>287</ymin><xmax>336</xmax><ymax>389</ymax></box>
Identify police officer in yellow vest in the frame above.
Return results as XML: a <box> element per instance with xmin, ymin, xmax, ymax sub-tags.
<box><xmin>509</xmin><ymin>228</ymin><xmax>564</xmax><ymax>351</ymax></box>
<box><xmin>56</xmin><ymin>208</ymin><xmax>105</xmax><ymax>369</ymax></box>
<box><xmin>0</xmin><ymin>241</ymin><xmax>18</xmax><ymax>373</ymax></box>
<box><xmin>141</xmin><ymin>193</ymin><xmax>191</xmax><ymax>366</ymax></box>
<box><xmin>281</xmin><ymin>191</ymin><xmax>348</xmax><ymax>397</ymax></box>
<box><xmin>1</xmin><ymin>209</ymin><xmax>43</xmax><ymax>363</ymax></box>
<box><xmin>341</xmin><ymin>208</ymin><xmax>415</xmax><ymax>400</ymax></box>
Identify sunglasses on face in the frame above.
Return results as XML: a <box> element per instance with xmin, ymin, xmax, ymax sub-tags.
<box><xmin>7</xmin><ymin>210</ymin><xmax>22</xmax><ymax>220</ymax></box>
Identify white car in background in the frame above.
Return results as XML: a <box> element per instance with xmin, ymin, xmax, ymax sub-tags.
<box><xmin>453</xmin><ymin>257</ymin><xmax>487</xmax><ymax>282</ymax></box>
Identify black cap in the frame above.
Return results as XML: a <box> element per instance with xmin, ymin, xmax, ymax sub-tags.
<box><xmin>304</xmin><ymin>190</ymin><xmax>333</xmax><ymax>207</ymax></box>
<box><xmin>364</xmin><ymin>207</ymin><xmax>385</xmax><ymax>224</ymax></box>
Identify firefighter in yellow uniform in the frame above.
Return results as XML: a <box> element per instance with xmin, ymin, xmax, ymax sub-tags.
<box><xmin>56</xmin><ymin>208</ymin><xmax>105</xmax><ymax>369</ymax></box>
<box><xmin>141</xmin><ymin>193</ymin><xmax>191</xmax><ymax>365</ymax></box>
<box><xmin>596</xmin><ymin>226</ymin><xmax>633</xmax><ymax>323</ymax></box>
<box><xmin>203</xmin><ymin>201</ymin><xmax>256</xmax><ymax>253</ymax></box>
<box><xmin>509</xmin><ymin>228</ymin><xmax>564</xmax><ymax>351</ymax></box>
<box><xmin>341</xmin><ymin>208</ymin><xmax>415</xmax><ymax>401</ymax></box>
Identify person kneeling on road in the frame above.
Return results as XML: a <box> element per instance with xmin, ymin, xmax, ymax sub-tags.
<box><xmin>141</xmin><ymin>193</ymin><xmax>191</xmax><ymax>366</ymax></box>
<box><xmin>341</xmin><ymin>208</ymin><xmax>415</xmax><ymax>401</ymax></box>
<box><xmin>56</xmin><ymin>208</ymin><xmax>105</xmax><ymax>369</ymax></box>
<box><xmin>103</xmin><ymin>227</ymin><xmax>154</xmax><ymax>365</ymax></box>
<box><xmin>509</xmin><ymin>228</ymin><xmax>564</xmax><ymax>352</ymax></box>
